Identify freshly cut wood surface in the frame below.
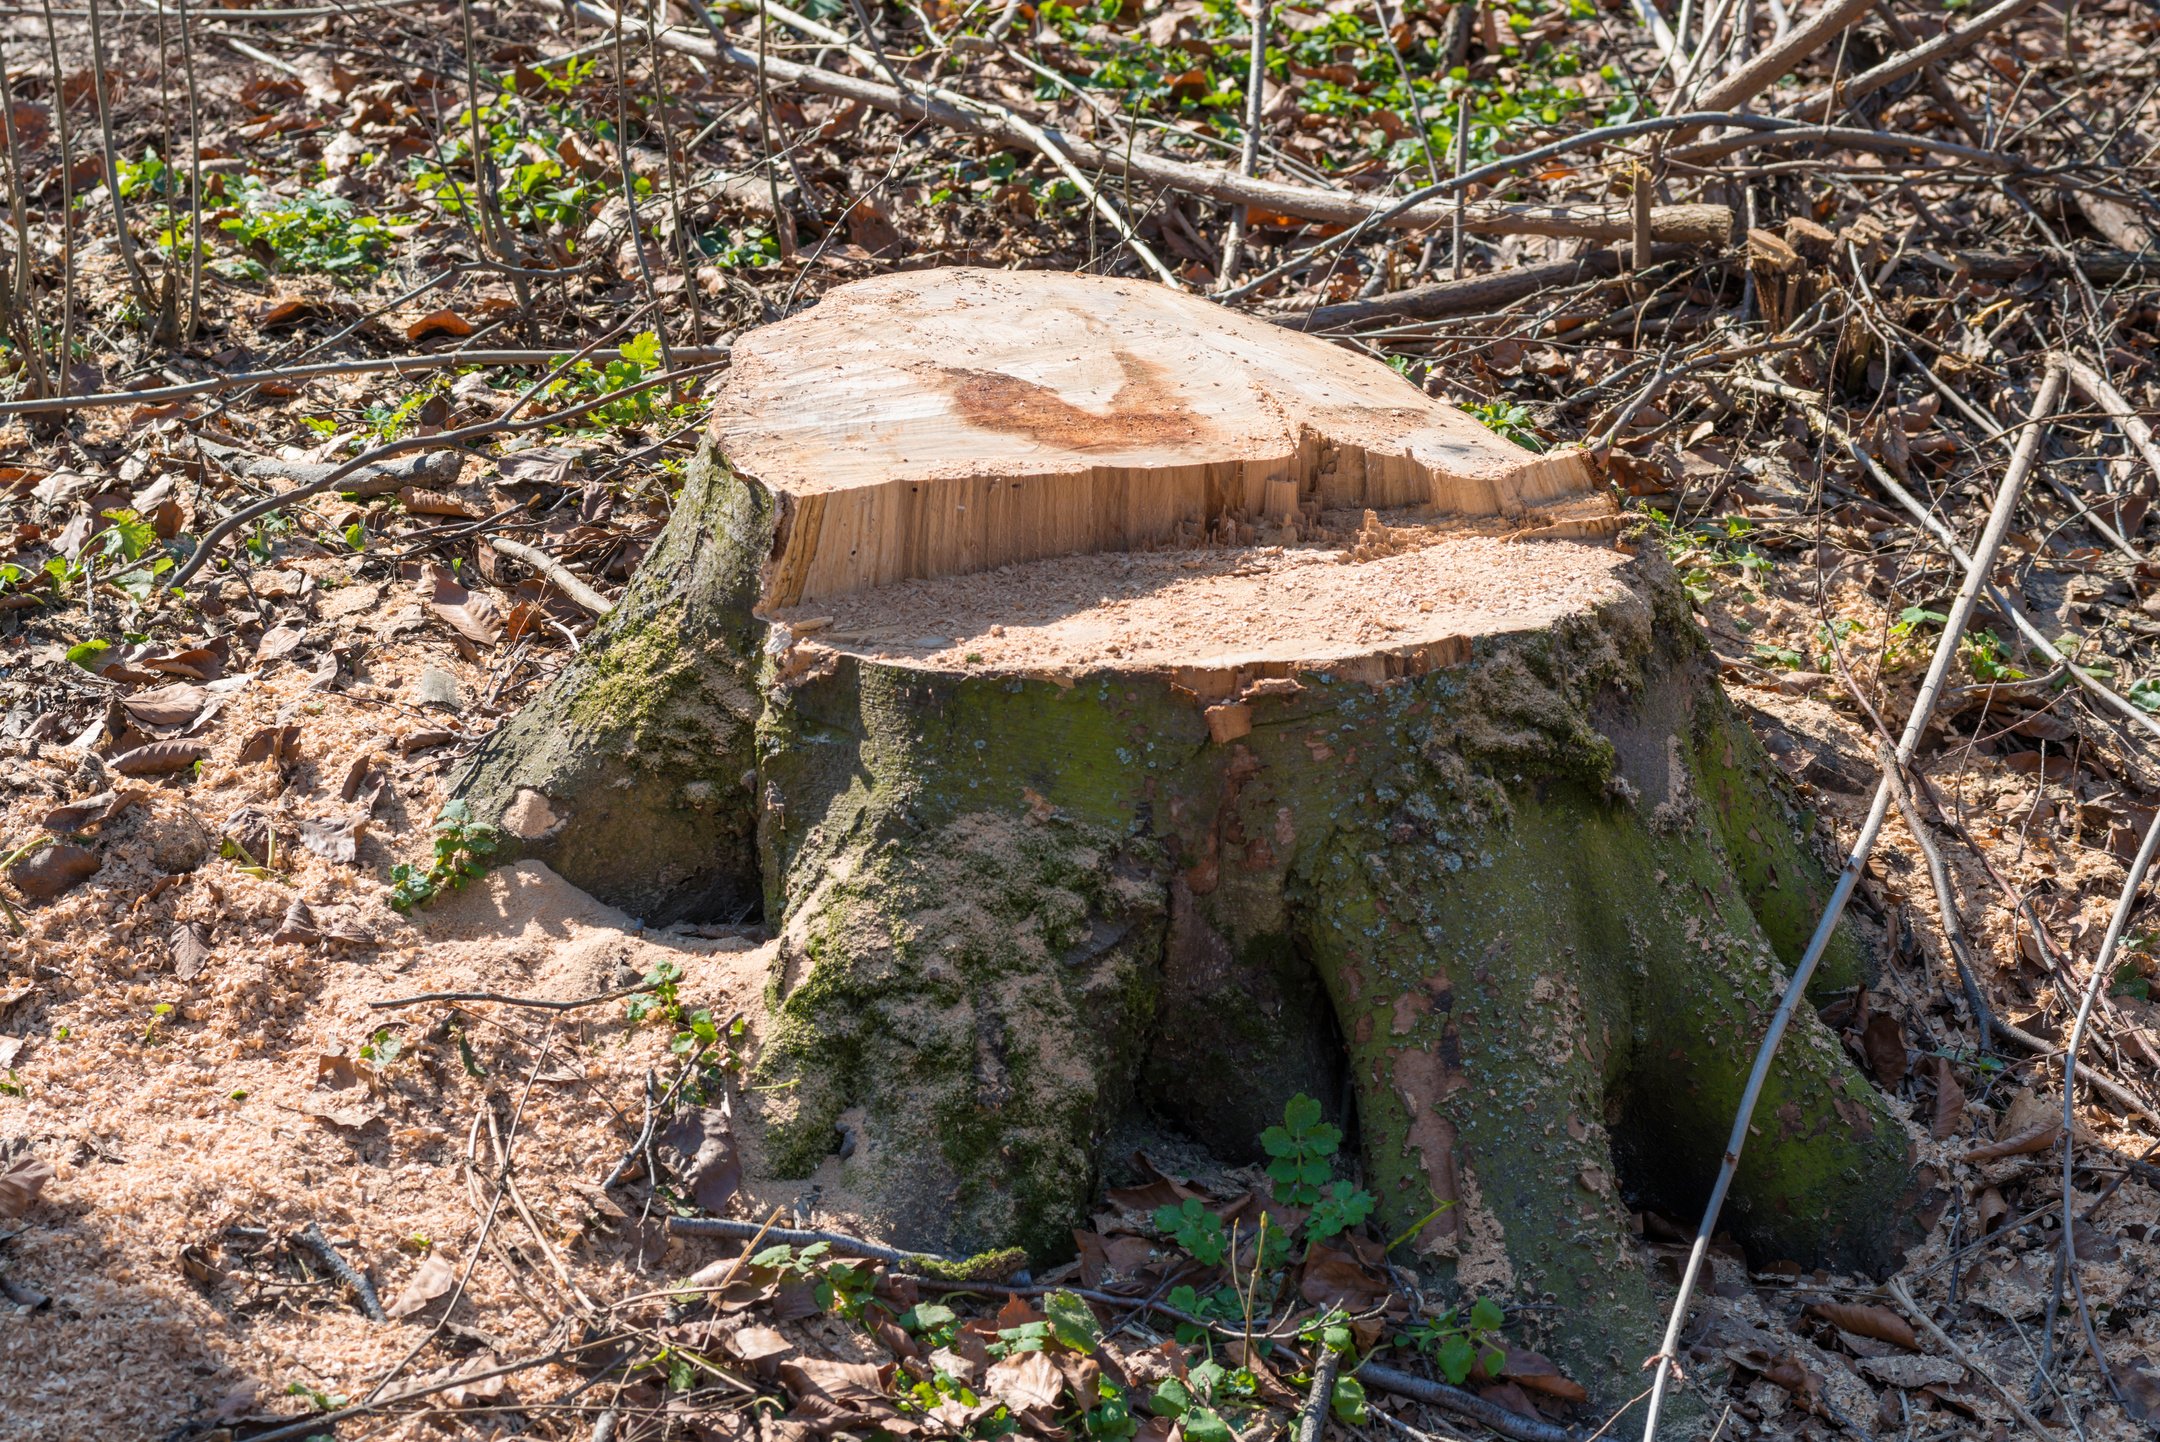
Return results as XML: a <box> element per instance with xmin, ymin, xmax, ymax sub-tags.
<box><xmin>711</xmin><ymin>268</ymin><xmax>1596</xmax><ymax>606</ymax></box>
<box><xmin>771</xmin><ymin>512</ymin><xmax>1633</xmax><ymax>693</ymax></box>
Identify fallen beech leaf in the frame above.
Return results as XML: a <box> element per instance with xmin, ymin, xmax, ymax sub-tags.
<box><xmin>1806</xmin><ymin>1301</ymin><xmax>1919</xmax><ymax>1352</ymax></box>
<box><xmin>301</xmin><ymin>1093</ymin><xmax>385</xmax><ymax>1130</ymax></box>
<box><xmin>399</xmin><ymin>486</ymin><xmax>480</xmax><ymax>519</ymax></box>
<box><xmin>41</xmin><ymin>789</ymin><xmax>142</xmax><ymax>833</ymax></box>
<box><xmin>405</xmin><ymin>308</ymin><xmax>474</xmax><ymax>342</ymax></box>
<box><xmin>1859</xmin><ymin>1008</ymin><xmax>1907</xmax><ymax>1086</ymax></box>
<box><xmin>1925</xmin><ymin>1054</ymin><xmax>1965</xmax><ymax>1139</ymax></box>
<box><xmin>2119</xmin><ymin>1357</ymin><xmax>2160</xmax><ymax>1424</ymax></box>
<box><xmin>658</xmin><ymin>1102</ymin><xmax>741</xmax><ymax>1214</ymax></box>
<box><xmin>237</xmin><ymin>724</ymin><xmax>301</xmax><ymax>767</ymax></box>
<box><xmin>397</xmin><ymin>728</ymin><xmax>458</xmax><ymax>754</ymax></box>
<box><xmin>1964</xmin><ymin>1118</ymin><xmax>2062</xmax><ymax>1162</ymax></box>
<box><xmin>778</xmin><ymin>1356</ymin><xmax>886</xmax><ymax>1407</ymax></box>
<box><xmin>983</xmin><ymin>1349</ymin><xmax>1063</xmax><ymax>1415</ymax></box>
<box><xmin>8</xmin><ymin>843</ymin><xmax>100</xmax><ymax>899</ymax></box>
<box><xmin>171</xmin><ymin>921</ymin><xmax>214</xmax><ymax>980</ymax></box>
<box><xmin>385</xmin><ymin>1253</ymin><xmax>457</xmax><ymax>1319</ymax></box>
<box><xmin>220</xmin><ymin>807</ymin><xmax>273</xmax><ymax>863</ymax></box>
<box><xmin>122</xmin><ymin>681</ymin><xmax>206</xmax><ymax>727</ymax></box>
<box><xmin>0</xmin><ymin>1154</ymin><xmax>53</xmax><ymax>1220</ymax></box>
<box><xmin>256</xmin><ymin>624</ymin><xmax>308</xmax><ymax>662</ymax></box>
<box><xmin>417</xmin><ymin>562</ymin><xmax>502</xmax><ymax>645</ymax></box>
<box><xmin>1496</xmin><ymin>1346</ymin><xmax>1588</xmax><ymax>1403</ymax></box>
<box><xmin>297</xmin><ymin>816</ymin><xmax>361</xmax><ymax>864</ymax></box>
<box><xmin>111</xmin><ymin>740</ymin><xmax>211</xmax><ymax>776</ymax></box>
<box><xmin>1976</xmin><ymin>1185</ymin><xmax>2010</xmax><ymax>1234</ymax></box>
<box><xmin>274</xmin><ymin>896</ymin><xmax>319</xmax><ymax>944</ymax></box>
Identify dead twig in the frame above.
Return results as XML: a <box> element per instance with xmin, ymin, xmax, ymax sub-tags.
<box><xmin>1639</xmin><ymin>363</ymin><xmax>2067</xmax><ymax>1442</ymax></box>
<box><xmin>293</xmin><ymin>1221</ymin><xmax>388</xmax><ymax>1323</ymax></box>
<box><xmin>488</xmin><ymin>536</ymin><xmax>618</xmax><ymax>617</ymax></box>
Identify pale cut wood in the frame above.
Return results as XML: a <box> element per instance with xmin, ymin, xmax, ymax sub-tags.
<box><xmin>712</xmin><ymin>269</ymin><xmax>1597</xmax><ymax>607</ymax></box>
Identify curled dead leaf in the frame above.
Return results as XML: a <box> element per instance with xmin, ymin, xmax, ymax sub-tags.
<box><xmin>385</xmin><ymin>1253</ymin><xmax>457</xmax><ymax>1319</ymax></box>
<box><xmin>41</xmin><ymin>789</ymin><xmax>142</xmax><ymax>834</ymax></box>
<box><xmin>112</xmin><ymin>740</ymin><xmax>211</xmax><ymax>777</ymax></box>
<box><xmin>8</xmin><ymin>843</ymin><xmax>100</xmax><ymax>899</ymax></box>
<box><xmin>405</xmin><ymin>308</ymin><xmax>474</xmax><ymax>342</ymax></box>
<box><xmin>0</xmin><ymin>1154</ymin><xmax>54</xmax><ymax>1219</ymax></box>
<box><xmin>1805</xmin><ymin>1301</ymin><xmax>1919</xmax><ymax>1352</ymax></box>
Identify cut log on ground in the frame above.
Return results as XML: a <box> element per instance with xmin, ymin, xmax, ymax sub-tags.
<box><xmin>455</xmin><ymin>267</ymin><xmax>1923</xmax><ymax>1404</ymax></box>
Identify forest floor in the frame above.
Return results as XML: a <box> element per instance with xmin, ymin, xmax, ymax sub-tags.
<box><xmin>0</xmin><ymin>0</ymin><xmax>2156</xmax><ymax>1439</ymax></box>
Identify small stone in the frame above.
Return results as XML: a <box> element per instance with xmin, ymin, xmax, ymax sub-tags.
<box><xmin>415</xmin><ymin>667</ymin><xmax>462</xmax><ymax>710</ymax></box>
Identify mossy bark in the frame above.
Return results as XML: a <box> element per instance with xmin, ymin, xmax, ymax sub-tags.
<box><xmin>462</xmin><ymin>444</ymin><xmax>1923</xmax><ymax>1403</ymax></box>
<box><xmin>451</xmin><ymin>453</ymin><xmax>770</xmax><ymax>925</ymax></box>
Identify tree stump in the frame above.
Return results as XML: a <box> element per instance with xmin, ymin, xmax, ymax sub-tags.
<box><xmin>457</xmin><ymin>269</ymin><xmax>1920</xmax><ymax>1397</ymax></box>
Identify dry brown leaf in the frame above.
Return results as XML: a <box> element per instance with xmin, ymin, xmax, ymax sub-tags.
<box><xmin>1965</xmin><ymin>1117</ymin><xmax>2062</xmax><ymax>1163</ymax></box>
<box><xmin>237</xmin><ymin>724</ymin><xmax>301</xmax><ymax>767</ymax></box>
<box><xmin>405</xmin><ymin>308</ymin><xmax>474</xmax><ymax>342</ymax></box>
<box><xmin>1805</xmin><ymin>1301</ymin><xmax>1920</xmax><ymax>1352</ymax></box>
<box><xmin>657</xmin><ymin>1102</ymin><xmax>742</xmax><ymax>1214</ymax></box>
<box><xmin>111</xmin><ymin>740</ymin><xmax>211</xmax><ymax>776</ymax></box>
<box><xmin>41</xmin><ymin>789</ymin><xmax>141</xmax><ymax>833</ymax></box>
<box><xmin>2119</xmin><ymin>1356</ymin><xmax>2160</xmax><ymax>1424</ymax></box>
<box><xmin>983</xmin><ymin>1349</ymin><xmax>1064</xmax><ymax>1416</ymax></box>
<box><xmin>1496</xmin><ymin>1346</ymin><xmax>1589</xmax><ymax>1402</ymax></box>
<box><xmin>122</xmin><ymin>681</ymin><xmax>206</xmax><ymax>727</ymax></box>
<box><xmin>1924</xmin><ymin>1054</ymin><xmax>1965</xmax><ymax>1139</ymax></box>
<box><xmin>8</xmin><ymin>843</ymin><xmax>100</xmax><ymax>899</ymax></box>
<box><xmin>274</xmin><ymin>896</ymin><xmax>319</xmax><ymax>944</ymax></box>
<box><xmin>384</xmin><ymin>1253</ymin><xmax>457</xmax><ymax>1319</ymax></box>
<box><xmin>171</xmin><ymin>921</ymin><xmax>214</xmax><ymax>981</ymax></box>
<box><xmin>417</xmin><ymin>563</ymin><xmax>502</xmax><ymax>645</ymax></box>
<box><xmin>0</xmin><ymin>1154</ymin><xmax>53</xmax><ymax>1219</ymax></box>
<box><xmin>1859</xmin><ymin>1008</ymin><xmax>1907</xmax><ymax>1086</ymax></box>
<box><xmin>297</xmin><ymin>816</ymin><xmax>361</xmax><ymax>864</ymax></box>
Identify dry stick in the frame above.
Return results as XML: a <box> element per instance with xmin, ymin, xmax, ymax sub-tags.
<box><xmin>1450</xmin><ymin>94</ymin><xmax>1469</xmax><ymax>280</ymax></box>
<box><xmin>38</xmin><ymin>0</ymin><xmax>76</xmax><ymax>395</ymax></box>
<box><xmin>606</xmin><ymin>0</ymin><xmax>679</xmax><ymax>372</ymax></box>
<box><xmin>0</xmin><ymin>343</ymin><xmax>730</xmax><ymax>417</ymax></box>
<box><xmin>1885</xmin><ymin>1277</ymin><xmax>2054</xmax><ymax>1441</ymax></box>
<box><xmin>530</xmin><ymin>0</ymin><xmax>1731</xmax><ymax>246</ymax></box>
<box><xmin>294</xmin><ymin>1220</ymin><xmax>389</xmax><ymax>1323</ymax></box>
<box><xmin>1355</xmin><ymin>1361</ymin><xmax>1585</xmax><ymax>1442</ymax></box>
<box><xmin>1669</xmin><ymin>0</ymin><xmax>1874</xmax><ymax>141</ymax></box>
<box><xmin>459</xmin><ymin>0</ymin><xmax>539</xmax><ymax>343</ymax></box>
<box><xmin>2057</xmin><ymin>794</ymin><xmax>2160</xmax><ymax>1395</ymax></box>
<box><xmin>165</xmin><ymin>355</ymin><xmax>728</xmax><ymax>591</ymax></box>
<box><xmin>1777</xmin><ymin>0</ymin><xmax>2047</xmax><ymax>124</ymax></box>
<box><xmin>1218</xmin><ymin>110</ymin><xmax>2023</xmax><ymax>307</ymax></box>
<box><xmin>665</xmin><ymin>1215</ymin><xmax>971</xmax><ymax>1270</ymax></box>
<box><xmin>1878</xmin><ymin>748</ymin><xmax>1995</xmax><ymax>1055</ymax></box>
<box><xmin>1638</xmin><ymin>363</ymin><xmax>2066</xmax><ymax>1442</ymax></box>
<box><xmin>176</xmin><ymin>0</ymin><xmax>204</xmax><ymax>339</ymax></box>
<box><xmin>748</xmin><ymin>0</ymin><xmax>1183</xmax><ymax>287</ymax></box>
<box><xmin>369</xmin><ymin>981</ymin><xmax>653</xmax><ymax>1011</ymax></box>
<box><xmin>1216</xmin><ymin>0</ymin><xmax>1270</xmax><ymax>287</ymax></box>
<box><xmin>83</xmin><ymin>0</ymin><xmax>158</xmax><ymax>314</ymax></box>
<box><xmin>488</xmin><ymin>536</ymin><xmax>617</xmax><ymax>616</ymax></box>
<box><xmin>1297</xmin><ymin>1349</ymin><xmax>1344</xmax><ymax>1442</ymax></box>
<box><xmin>2062</xmin><ymin>355</ymin><xmax>2160</xmax><ymax>486</ymax></box>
